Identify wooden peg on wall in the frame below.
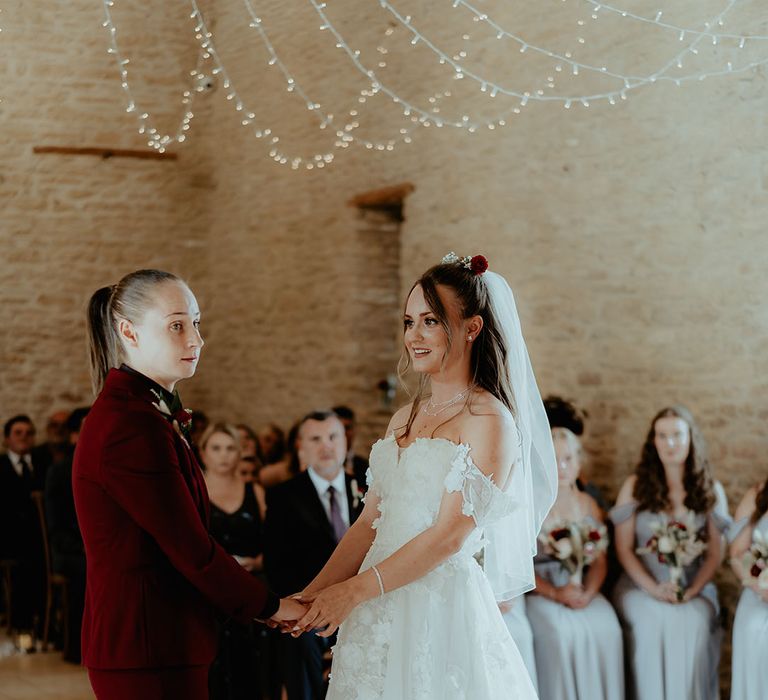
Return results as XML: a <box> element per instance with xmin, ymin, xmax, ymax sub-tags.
<box><xmin>33</xmin><ymin>146</ymin><xmax>177</xmax><ymax>161</ymax></box>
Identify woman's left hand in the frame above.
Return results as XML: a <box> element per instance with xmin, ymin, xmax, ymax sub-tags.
<box><xmin>292</xmin><ymin>581</ymin><xmax>360</xmax><ymax>638</ymax></box>
<box><xmin>681</xmin><ymin>587</ymin><xmax>699</xmax><ymax>603</ymax></box>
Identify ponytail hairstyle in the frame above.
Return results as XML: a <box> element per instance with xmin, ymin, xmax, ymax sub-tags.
<box><xmin>752</xmin><ymin>477</ymin><xmax>768</xmax><ymax>524</ymax></box>
<box><xmin>397</xmin><ymin>261</ymin><xmax>513</xmax><ymax>440</ymax></box>
<box><xmin>632</xmin><ymin>405</ymin><xmax>715</xmax><ymax>514</ymax></box>
<box><xmin>87</xmin><ymin>269</ymin><xmax>181</xmax><ymax>394</ymax></box>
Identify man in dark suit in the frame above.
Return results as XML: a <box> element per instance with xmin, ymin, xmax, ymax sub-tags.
<box><xmin>332</xmin><ymin>405</ymin><xmax>369</xmax><ymax>493</ymax></box>
<box><xmin>264</xmin><ymin>410</ymin><xmax>364</xmax><ymax>700</ymax></box>
<box><xmin>0</xmin><ymin>415</ymin><xmax>46</xmax><ymax>640</ymax></box>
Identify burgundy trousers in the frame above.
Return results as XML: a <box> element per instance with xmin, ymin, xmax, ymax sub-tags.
<box><xmin>88</xmin><ymin>665</ymin><xmax>209</xmax><ymax>700</ymax></box>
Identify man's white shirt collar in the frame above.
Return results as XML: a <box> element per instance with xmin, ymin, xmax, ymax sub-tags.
<box><xmin>6</xmin><ymin>450</ymin><xmax>30</xmax><ymax>477</ymax></box>
<box><xmin>307</xmin><ymin>466</ymin><xmax>346</xmax><ymax>497</ymax></box>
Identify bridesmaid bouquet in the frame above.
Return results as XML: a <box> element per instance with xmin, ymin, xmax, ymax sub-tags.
<box><xmin>540</xmin><ymin>520</ymin><xmax>609</xmax><ymax>585</ymax></box>
<box><xmin>742</xmin><ymin>529</ymin><xmax>768</xmax><ymax>590</ymax></box>
<box><xmin>636</xmin><ymin>512</ymin><xmax>706</xmax><ymax>600</ymax></box>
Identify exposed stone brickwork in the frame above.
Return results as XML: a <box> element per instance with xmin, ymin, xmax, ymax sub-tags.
<box><xmin>2</xmin><ymin>2</ymin><xmax>766</xmax><ymax>692</ymax></box>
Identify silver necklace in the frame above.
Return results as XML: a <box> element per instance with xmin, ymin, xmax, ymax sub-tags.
<box><xmin>422</xmin><ymin>388</ymin><xmax>471</xmax><ymax>417</ymax></box>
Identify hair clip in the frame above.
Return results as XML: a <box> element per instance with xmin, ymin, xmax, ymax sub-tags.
<box><xmin>441</xmin><ymin>252</ymin><xmax>489</xmax><ymax>276</ymax></box>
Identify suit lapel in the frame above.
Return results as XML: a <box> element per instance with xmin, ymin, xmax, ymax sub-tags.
<box><xmin>177</xmin><ymin>438</ymin><xmax>209</xmax><ymax>524</ymax></box>
<box><xmin>296</xmin><ymin>472</ymin><xmax>335</xmax><ymax>542</ymax></box>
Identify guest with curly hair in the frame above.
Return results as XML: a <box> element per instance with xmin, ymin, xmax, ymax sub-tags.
<box><xmin>610</xmin><ymin>406</ymin><xmax>729</xmax><ymax>700</ymax></box>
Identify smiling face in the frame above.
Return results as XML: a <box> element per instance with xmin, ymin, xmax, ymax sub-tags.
<box><xmin>202</xmin><ymin>430</ymin><xmax>240</xmax><ymax>476</ymax></box>
<box><xmin>653</xmin><ymin>415</ymin><xmax>691</xmax><ymax>467</ymax></box>
<box><xmin>118</xmin><ymin>281</ymin><xmax>203</xmax><ymax>391</ymax></box>
<box><xmin>403</xmin><ymin>283</ymin><xmax>475</xmax><ymax>377</ymax></box>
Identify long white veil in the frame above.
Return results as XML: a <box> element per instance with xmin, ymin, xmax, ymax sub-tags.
<box><xmin>481</xmin><ymin>271</ymin><xmax>558</xmax><ymax>601</ymax></box>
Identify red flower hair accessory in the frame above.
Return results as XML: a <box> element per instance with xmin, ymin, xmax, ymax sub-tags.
<box><xmin>441</xmin><ymin>251</ymin><xmax>489</xmax><ymax>276</ymax></box>
<box><xmin>469</xmin><ymin>255</ymin><xmax>489</xmax><ymax>275</ymax></box>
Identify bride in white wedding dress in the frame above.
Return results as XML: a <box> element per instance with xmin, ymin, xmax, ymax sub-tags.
<box><xmin>291</xmin><ymin>253</ymin><xmax>557</xmax><ymax>699</ymax></box>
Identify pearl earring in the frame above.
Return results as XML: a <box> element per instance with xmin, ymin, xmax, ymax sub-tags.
<box><xmin>467</xmin><ymin>335</ymin><xmax>473</xmax><ymax>341</ymax></box>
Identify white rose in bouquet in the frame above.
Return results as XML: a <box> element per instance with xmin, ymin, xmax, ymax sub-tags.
<box><xmin>553</xmin><ymin>539</ymin><xmax>573</xmax><ymax>559</ymax></box>
<box><xmin>657</xmin><ymin>536</ymin><xmax>675</xmax><ymax>554</ymax></box>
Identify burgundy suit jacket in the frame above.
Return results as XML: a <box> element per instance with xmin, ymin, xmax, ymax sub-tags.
<box><xmin>73</xmin><ymin>368</ymin><xmax>275</xmax><ymax>670</ymax></box>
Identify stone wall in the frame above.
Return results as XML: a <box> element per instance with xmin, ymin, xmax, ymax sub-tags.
<box><xmin>3</xmin><ymin>2</ymin><xmax>767</xmax><ymax>690</ymax></box>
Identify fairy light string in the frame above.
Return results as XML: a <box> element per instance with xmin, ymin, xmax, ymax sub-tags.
<box><xmin>578</xmin><ymin>0</ymin><xmax>768</xmax><ymax>44</ymax></box>
<box><xmin>101</xmin><ymin>0</ymin><xmax>768</xmax><ymax>166</ymax></box>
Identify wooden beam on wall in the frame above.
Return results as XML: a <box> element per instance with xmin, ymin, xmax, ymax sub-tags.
<box><xmin>348</xmin><ymin>182</ymin><xmax>415</xmax><ymax>209</ymax></box>
<box><xmin>33</xmin><ymin>146</ymin><xmax>177</xmax><ymax>161</ymax></box>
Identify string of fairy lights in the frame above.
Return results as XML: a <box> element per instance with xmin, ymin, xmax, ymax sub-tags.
<box><xmin>101</xmin><ymin>0</ymin><xmax>768</xmax><ymax>168</ymax></box>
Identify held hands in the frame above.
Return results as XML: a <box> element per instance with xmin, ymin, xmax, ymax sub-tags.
<box><xmin>289</xmin><ymin>580</ymin><xmax>361</xmax><ymax>639</ymax></box>
<box><xmin>265</xmin><ymin>597</ymin><xmax>309</xmax><ymax>629</ymax></box>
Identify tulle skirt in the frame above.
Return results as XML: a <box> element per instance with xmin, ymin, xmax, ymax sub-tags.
<box><xmin>327</xmin><ymin>551</ymin><xmax>537</xmax><ymax>700</ymax></box>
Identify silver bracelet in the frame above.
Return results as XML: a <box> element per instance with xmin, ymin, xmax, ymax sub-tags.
<box><xmin>371</xmin><ymin>565</ymin><xmax>385</xmax><ymax>597</ymax></box>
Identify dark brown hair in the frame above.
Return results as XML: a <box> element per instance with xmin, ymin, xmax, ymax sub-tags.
<box><xmin>632</xmin><ymin>406</ymin><xmax>715</xmax><ymax>514</ymax></box>
<box><xmin>753</xmin><ymin>478</ymin><xmax>768</xmax><ymax>524</ymax></box>
<box><xmin>86</xmin><ymin>269</ymin><xmax>182</xmax><ymax>394</ymax></box>
<box><xmin>398</xmin><ymin>263</ymin><xmax>514</xmax><ymax>439</ymax></box>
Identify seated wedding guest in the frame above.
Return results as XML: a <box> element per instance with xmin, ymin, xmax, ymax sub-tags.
<box><xmin>543</xmin><ymin>395</ymin><xmax>609</xmax><ymax>512</ymax></box>
<box><xmin>728</xmin><ymin>475</ymin><xmax>768</xmax><ymax>700</ymax></box>
<box><xmin>236</xmin><ymin>423</ymin><xmax>259</xmax><ymax>460</ymax></box>
<box><xmin>237</xmin><ymin>456</ymin><xmax>259</xmax><ymax>483</ymax></box>
<box><xmin>257</xmin><ymin>423</ymin><xmax>286</xmax><ymax>466</ymax></box>
<box><xmin>526</xmin><ymin>427</ymin><xmax>624</xmax><ymax>700</ymax></box>
<box><xmin>32</xmin><ymin>410</ymin><xmax>69</xmax><ymax>472</ymax></box>
<box><xmin>201</xmin><ymin>422</ymin><xmax>268</xmax><ymax>700</ymax></box>
<box><xmin>263</xmin><ymin>411</ymin><xmax>364</xmax><ymax>700</ymax></box>
<box><xmin>44</xmin><ymin>406</ymin><xmax>90</xmax><ymax>663</ymax></box>
<box><xmin>259</xmin><ymin>421</ymin><xmax>301</xmax><ymax>488</ymax></box>
<box><xmin>0</xmin><ymin>414</ymin><xmax>46</xmax><ymax>643</ymax></box>
<box><xmin>499</xmin><ymin>597</ymin><xmax>538</xmax><ymax>691</ymax></box>
<box><xmin>611</xmin><ymin>406</ymin><xmax>730</xmax><ymax>700</ymax></box>
<box><xmin>332</xmin><ymin>406</ymin><xmax>369</xmax><ymax>491</ymax></box>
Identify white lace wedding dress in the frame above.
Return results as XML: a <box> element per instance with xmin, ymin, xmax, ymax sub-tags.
<box><xmin>326</xmin><ymin>435</ymin><xmax>538</xmax><ymax>700</ymax></box>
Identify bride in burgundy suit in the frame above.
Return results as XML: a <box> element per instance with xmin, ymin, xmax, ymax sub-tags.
<box><xmin>73</xmin><ymin>269</ymin><xmax>304</xmax><ymax>699</ymax></box>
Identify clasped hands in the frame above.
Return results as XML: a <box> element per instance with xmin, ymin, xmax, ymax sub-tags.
<box><xmin>268</xmin><ymin>580</ymin><xmax>361</xmax><ymax>638</ymax></box>
<box><xmin>551</xmin><ymin>582</ymin><xmax>594</xmax><ymax>609</ymax></box>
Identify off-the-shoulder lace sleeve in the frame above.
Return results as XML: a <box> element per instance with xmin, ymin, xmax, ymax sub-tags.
<box><xmin>609</xmin><ymin>501</ymin><xmax>638</xmax><ymax>525</ymax></box>
<box><xmin>443</xmin><ymin>443</ymin><xmax>519</xmax><ymax>527</ymax></box>
<box><xmin>363</xmin><ymin>465</ymin><xmax>378</xmax><ymax>502</ymax></box>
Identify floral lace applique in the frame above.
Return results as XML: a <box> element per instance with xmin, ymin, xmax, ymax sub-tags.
<box><xmin>444</xmin><ymin>443</ymin><xmax>518</xmax><ymax>527</ymax></box>
<box><xmin>330</xmin><ymin>595</ymin><xmax>394</xmax><ymax>699</ymax></box>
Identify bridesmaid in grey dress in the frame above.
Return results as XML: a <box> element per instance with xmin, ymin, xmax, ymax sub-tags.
<box><xmin>729</xmin><ymin>477</ymin><xmax>768</xmax><ymax>700</ymax></box>
<box><xmin>526</xmin><ymin>427</ymin><xmax>624</xmax><ymax>700</ymax></box>
<box><xmin>611</xmin><ymin>406</ymin><xmax>729</xmax><ymax>700</ymax></box>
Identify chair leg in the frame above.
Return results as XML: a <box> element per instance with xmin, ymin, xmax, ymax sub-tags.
<box><xmin>60</xmin><ymin>581</ymin><xmax>69</xmax><ymax>660</ymax></box>
<box><xmin>41</xmin><ymin>584</ymin><xmax>53</xmax><ymax>652</ymax></box>
<box><xmin>1</xmin><ymin>564</ymin><xmax>15</xmax><ymax>637</ymax></box>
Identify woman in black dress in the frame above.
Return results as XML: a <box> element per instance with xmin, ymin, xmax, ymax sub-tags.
<box><xmin>202</xmin><ymin>422</ymin><xmax>269</xmax><ymax>700</ymax></box>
